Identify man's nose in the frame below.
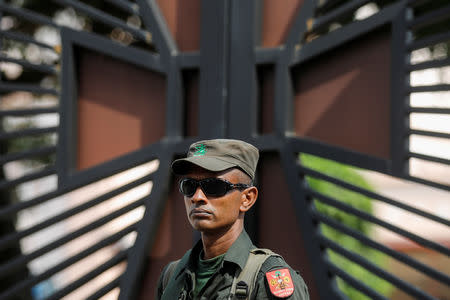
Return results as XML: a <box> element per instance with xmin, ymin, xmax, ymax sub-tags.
<box><xmin>190</xmin><ymin>187</ymin><xmax>207</xmax><ymax>203</ymax></box>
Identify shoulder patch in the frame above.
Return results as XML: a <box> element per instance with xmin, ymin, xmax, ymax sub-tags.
<box><xmin>265</xmin><ymin>268</ymin><xmax>294</xmax><ymax>298</ymax></box>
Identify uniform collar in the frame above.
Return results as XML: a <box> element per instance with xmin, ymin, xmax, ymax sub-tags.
<box><xmin>223</xmin><ymin>230</ymin><xmax>254</xmax><ymax>270</ymax></box>
<box><xmin>175</xmin><ymin>230</ymin><xmax>255</xmax><ymax>278</ymax></box>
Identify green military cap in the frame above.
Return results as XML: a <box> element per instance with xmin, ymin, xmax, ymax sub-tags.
<box><xmin>171</xmin><ymin>139</ymin><xmax>259</xmax><ymax>180</ymax></box>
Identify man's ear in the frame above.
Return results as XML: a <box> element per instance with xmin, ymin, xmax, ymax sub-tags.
<box><xmin>240</xmin><ymin>186</ymin><xmax>258</xmax><ymax>212</ymax></box>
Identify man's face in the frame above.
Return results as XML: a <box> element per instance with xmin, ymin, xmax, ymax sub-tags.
<box><xmin>182</xmin><ymin>167</ymin><xmax>249</xmax><ymax>233</ymax></box>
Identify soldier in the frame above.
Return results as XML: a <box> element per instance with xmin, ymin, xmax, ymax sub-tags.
<box><xmin>156</xmin><ymin>139</ymin><xmax>309</xmax><ymax>300</ymax></box>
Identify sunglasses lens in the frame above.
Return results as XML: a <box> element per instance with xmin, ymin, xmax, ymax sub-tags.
<box><xmin>201</xmin><ymin>179</ymin><xmax>229</xmax><ymax>196</ymax></box>
<box><xmin>179</xmin><ymin>178</ymin><xmax>230</xmax><ymax>197</ymax></box>
<box><xmin>180</xmin><ymin>179</ymin><xmax>198</xmax><ymax>197</ymax></box>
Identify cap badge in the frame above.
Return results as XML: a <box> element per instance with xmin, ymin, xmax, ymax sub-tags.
<box><xmin>265</xmin><ymin>268</ymin><xmax>294</xmax><ymax>298</ymax></box>
<box><xmin>193</xmin><ymin>144</ymin><xmax>207</xmax><ymax>156</ymax></box>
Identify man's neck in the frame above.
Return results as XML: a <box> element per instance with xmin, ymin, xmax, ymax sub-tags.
<box><xmin>201</xmin><ymin>223</ymin><xmax>243</xmax><ymax>259</ymax></box>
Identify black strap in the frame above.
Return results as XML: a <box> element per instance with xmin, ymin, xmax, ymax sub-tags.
<box><xmin>162</xmin><ymin>259</ymin><xmax>180</xmax><ymax>291</ymax></box>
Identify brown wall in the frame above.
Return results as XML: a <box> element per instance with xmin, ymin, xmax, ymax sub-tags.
<box><xmin>156</xmin><ymin>0</ymin><xmax>201</xmax><ymax>51</ymax></box>
<box><xmin>138</xmin><ymin>179</ymin><xmax>193</xmax><ymax>299</ymax></box>
<box><xmin>292</xmin><ymin>28</ymin><xmax>392</xmax><ymax>159</ymax></box>
<box><xmin>261</xmin><ymin>0</ymin><xmax>305</xmax><ymax>47</ymax></box>
<box><xmin>258</xmin><ymin>153</ymin><xmax>320</xmax><ymax>300</ymax></box>
<box><xmin>76</xmin><ymin>49</ymin><xmax>166</xmax><ymax>171</ymax></box>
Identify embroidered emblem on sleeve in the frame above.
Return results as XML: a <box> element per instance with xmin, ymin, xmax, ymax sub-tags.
<box><xmin>265</xmin><ymin>268</ymin><xmax>294</xmax><ymax>298</ymax></box>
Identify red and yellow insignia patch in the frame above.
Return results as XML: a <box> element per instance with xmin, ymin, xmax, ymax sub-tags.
<box><xmin>265</xmin><ymin>268</ymin><xmax>294</xmax><ymax>298</ymax></box>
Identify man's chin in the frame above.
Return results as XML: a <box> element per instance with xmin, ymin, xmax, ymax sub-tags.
<box><xmin>190</xmin><ymin>220</ymin><xmax>212</xmax><ymax>232</ymax></box>
<box><xmin>191</xmin><ymin>222</ymin><xmax>236</xmax><ymax>236</ymax></box>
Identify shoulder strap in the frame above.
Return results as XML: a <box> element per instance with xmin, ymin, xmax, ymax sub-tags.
<box><xmin>229</xmin><ymin>248</ymin><xmax>280</xmax><ymax>299</ymax></box>
<box><xmin>162</xmin><ymin>259</ymin><xmax>180</xmax><ymax>291</ymax></box>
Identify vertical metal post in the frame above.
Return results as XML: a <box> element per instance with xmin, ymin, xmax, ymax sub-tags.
<box><xmin>273</xmin><ymin>62</ymin><xmax>294</xmax><ymax>135</ymax></box>
<box><xmin>166</xmin><ymin>57</ymin><xmax>184</xmax><ymax>139</ymax></box>
<box><xmin>390</xmin><ymin>2</ymin><xmax>409</xmax><ymax>177</ymax></box>
<box><xmin>58</xmin><ymin>27</ymin><xmax>77</xmax><ymax>187</ymax></box>
<box><xmin>118</xmin><ymin>146</ymin><xmax>171</xmax><ymax>300</ymax></box>
<box><xmin>253</xmin><ymin>0</ymin><xmax>262</xmax><ymax>48</ymax></box>
<box><xmin>137</xmin><ymin>0</ymin><xmax>184</xmax><ymax>140</ymax></box>
<box><xmin>137</xmin><ymin>0</ymin><xmax>178</xmax><ymax>67</ymax></box>
<box><xmin>273</xmin><ymin>0</ymin><xmax>317</xmax><ymax>136</ymax></box>
<box><xmin>227</xmin><ymin>0</ymin><xmax>257</xmax><ymax>138</ymax></box>
<box><xmin>0</xmin><ymin>0</ymin><xmax>2</xmax><ymax>83</ymax></box>
<box><xmin>280</xmin><ymin>141</ymin><xmax>341</xmax><ymax>300</ymax></box>
<box><xmin>198</xmin><ymin>0</ymin><xmax>230</xmax><ymax>138</ymax></box>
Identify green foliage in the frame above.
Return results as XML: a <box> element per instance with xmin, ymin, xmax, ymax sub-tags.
<box><xmin>300</xmin><ymin>154</ymin><xmax>393</xmax><ymax>299</ymax></box>
<box><xmin>6</xmin><ymin>121</ymin><xmax>55</xmax><ymax>166</ymax></box>
<box><xmin>8</xmin><ymin>135</ymin><xmax>55</xmax><ymax>166</ymax></box>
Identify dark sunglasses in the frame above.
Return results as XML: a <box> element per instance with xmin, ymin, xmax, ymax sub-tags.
<box><xmin>179</xmin><ymin>178</ymin><xmax>251</xmax><ymax>197</ymax></box>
